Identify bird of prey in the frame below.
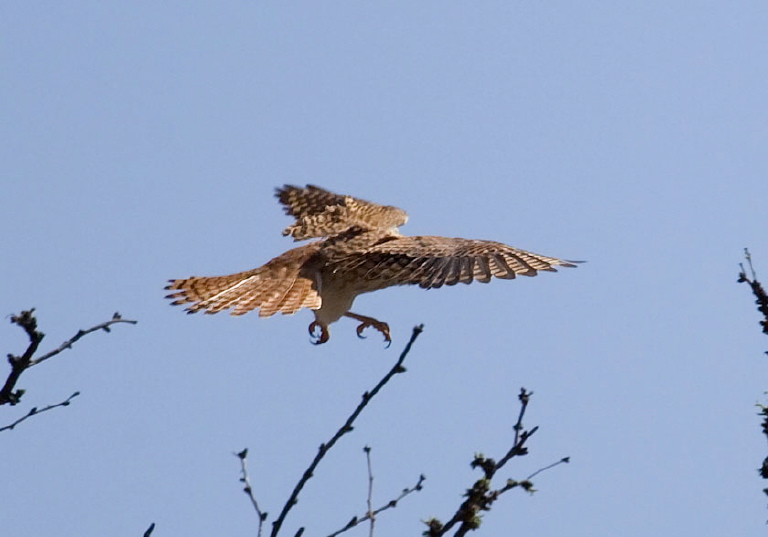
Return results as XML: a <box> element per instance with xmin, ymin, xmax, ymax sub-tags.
<box><xmin>165</xmin><ymin>185</ymin><xmax>578</xmax><ymax>345</ymax></box>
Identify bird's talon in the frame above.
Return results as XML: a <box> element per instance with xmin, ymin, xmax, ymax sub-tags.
<box><xmin>356</xmin><ymin>324</ymin><xmax>368</xmax><ymax>339</ymax></box>
<box><xmin>308</xmin><ymin>321</ymin><xmax>329</xmax><ymax>345</ymax></box>
<box><xmin>353</xmin><ymin>320</ymin><xmax>391</xmax><ymax>346</ymax></box>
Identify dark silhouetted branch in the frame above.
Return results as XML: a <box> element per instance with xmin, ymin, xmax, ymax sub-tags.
<box><xmin>1</xmin><ymin>310</ymin><xmax>44</xmax><ymax>406</ymax></box>
<box><xmin>143</xmin><ymin>522</ymin><xmax>156</xmax><ymax>537</ymax></box>
<box><xmin>326</xmin><ymin>446</ymin><xmax>425</xmax><ymax>537</ymax></box>
<box><xmin>739</xmin><ymin>248</ymin><xmax>768</xmax><ymax>343</ymax></box>
<box><xmin>29</xmin><ymin>311</ymin><xmax>138</xmax><ymax>366</ymax></box>
<box><xmin>738</xmin><ymin>250</ymin><xmax>768</xmax><ymax>511</ymax></box>
<box><xmin>237</xmin><ymin>448</ymin><xmax>267</xmax><ymax>537</ymax></box>
<box><xmin>526</xmin><ymin>457</ymin><xmax>570</xmax><ymax>481</ymax></box>
<box><xmin>423</xmin><ymin>388</ymin><xmax>569</xmax><ymax>537</ymax></box>
<box><xmin>0</xmin><ymin>391</ymin><xmax>80</xmax><ymax>433</ymax></box>
<box><xmin>267</xmin><ymin>324</ymin><xmax>424</xmax><ymax>537</ymax></box>
<box><xmin>365</xmin><ymin>446</ymin><xmax>375</xmax><ymax>537</ymax></box>
<box><xmin>1</xmin><ymin>310</ymin><xmax>137</xmax><ymax>407</ymax></box>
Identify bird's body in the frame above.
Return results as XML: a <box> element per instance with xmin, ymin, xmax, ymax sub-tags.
<box><xmin>166</xmin><ymin>185</ymin><xmax>578</xmax><ymax>344</ymax></box>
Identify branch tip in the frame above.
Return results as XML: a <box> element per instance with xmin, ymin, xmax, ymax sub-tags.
<box><xmin>272</xmin><ymin>330</ymin><xmax>425</xmax><ymax>537</ymax></box>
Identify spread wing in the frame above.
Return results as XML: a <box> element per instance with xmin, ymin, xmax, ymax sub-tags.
<box><xmin>165</xmin><ymin>245</ymin><xmax>322</xmax><ymax>317</ymax></box>
<box><xmin>275</xmin><ymin>184</ymin><xmax>408</xmax><ymax>241</ymax></box>
<box><xmin>327</xmin><ymin>235</ymin><xmax>579</xmax><ymax>289</ymax></box>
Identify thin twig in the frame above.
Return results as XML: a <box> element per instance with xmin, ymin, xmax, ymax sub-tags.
<box><xmin>236</xmin><ymin>448</ymin><xmax>267</xmax><ymax>537</ymax></box>
<box><xmin>497</xmin><ymin>388</ymin><xmax>536</xmax><ymax>469</ymax></box>
<box><xmin>744</xmin><ymin>249</ymin><xmax>758</xmax><ymax>281</ymax></box>
<box><xmin>0</xmin><ymin>392</ymin><xmax>80</xmax><ymax>433</ymax></box>
<box><xmin>526</xmin><ymin>457</ymin><xmax>570</xmax><ymax>481</ymax></box>
<box><xmin>270</xmin><ymin>324</ymin><xmax>424</xmax><ymax>537</ymax></box>
<box><xmin>326</xmin><ymin>473</ymin><xmax>426</xmax><ymax>537</ymax></box>
<box><xmin>1</xmin><ymin>310</ymin><xmax>137</xmax><ymax>406</ymax></box>
<box><xmin>30</xmin><ymin>312</ymin><xmax>138</xmax><ymax>366</ymax></box>
<box><xmin>424</xmin><ymin>388</ymin><xmax>569</xmax><ymax>537</ymax></box>
<box><xmin>143</xmin><ymin>522</ymin><xmax>156</xmax><ymax>537</ymax></box>
<box><xmin>364</xmin><ymin>446</ymin><xmax>375</xmax><ymax>537</ymax></box>
<box><xmin>739</xmin><ymin>248</ymin><xmax>768</xmax><ymax>341</ymax></box>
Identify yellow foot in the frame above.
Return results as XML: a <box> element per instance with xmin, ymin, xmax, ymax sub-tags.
<box><xmin>308</xmin><ymin>321</ymin><xmax>330</xmax><ymax>345</ymax></box>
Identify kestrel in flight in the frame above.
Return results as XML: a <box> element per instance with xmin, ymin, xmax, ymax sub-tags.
<box><xmin>165</xmin><ymin>185</ymin><xmax>578</xmax><ymax>345</ymax></box>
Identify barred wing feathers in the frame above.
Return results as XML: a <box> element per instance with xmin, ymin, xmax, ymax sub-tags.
<box><xmin>329</xmin><ymin>236</ymin><xmax>578</xmax><ymax>290</ymax></box>
<box><xmin>165</xmin><ymin>248</ymin><xmax>322</xmax><ymax>317</ymax></box>
<box><xmin>275</xmin><ymin>184</ymin><xmax>408</xmax><ymax>241</ymax></box>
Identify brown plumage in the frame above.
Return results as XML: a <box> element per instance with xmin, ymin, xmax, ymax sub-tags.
<box><xmin>275</xmin><ymin>184</ymin><xmax>408</xmax><ymax>241</ymax></box>
<box><xmin>166</xmin><ymin>243</ymin><xmax>322</xmax><ymax>317</ymax></box>
<box><xmin>166</xmin><ymin>184</ymin><xmax>579</xmax><ymax>344</ymax></box>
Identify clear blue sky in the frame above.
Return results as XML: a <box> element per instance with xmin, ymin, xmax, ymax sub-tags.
<box><xmin>3</xmin><ymin>3</ymin><xmax>768</xmax><ymax>536</ymax></box>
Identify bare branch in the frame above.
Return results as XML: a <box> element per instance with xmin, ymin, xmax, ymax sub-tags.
<box><xmin>739</xmin><ymin>248</ymin><xmax>768</xmax><ymax>343</ymax></box>
<box><xmin>0</xmin><ymin>392</ymin><xmax>80</xmax><ymax>433</ymax></box>
<box><xmin>526</xmin><ymin>457</ymin><xmax>570</xmax><ymax>481</ymax></box>
<box><xmin>143</xmin><ymin>522</ymin><xmax>156</xmax><ymax>537</ymax></box>
<box><xmin>1</xmin><ymin>309</ymin><xmax>44</xmax><ymax>406</ymax></box>
<box><xmin>739</xmin><ymin>250</ymin><xmax>768</xmax><ymax>513</ymax></box>
<box><xmin>236</xmin><ymin>448</ymin><xmax>267</xmax><ymax>537</ymax></box>
<box><xmin>30</xmin><ymin>312</ymin><xmax>138</xmax><ymax>366</ymax></box>
<box><xmin>496</xmin><ymin>388</ymin><xmax>536</xmax><ymax>470</ymax></box>
<box><xmin>326</xmin><ymin>470</ymin><xmax>425</xmax><ymax>537</ymax></box>
<box><xmin>365</xmin><ymin>446</ymin><xmax>375</xmax><ymax>537</ymax></box>
<box><xmin>424</xmin><ymin>388</ymin><xmax>569</xmax><ymax>537</ymax></box>
<box><xmin>1</xmin><ymin>310</ymin><xmax>137</xmax><ymax>406</ymax></box>
<box><xmin>269</xmin><ymin>324</ymin><xmax>424</xmax><ymax>537</ymax></box>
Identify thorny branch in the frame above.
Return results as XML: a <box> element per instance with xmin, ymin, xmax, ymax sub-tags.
<box><xmin>269</xmin><ymin>324</ymin><xmax>423</xmax><ymax>537</ymax></box>
<box><xmin>1</xmin><ymin>309</ymin><xmax>137</xmax><ymax>426</ymax></box>
<box><xmin>423</xmin><ymin>388</ymin><xmax>569</xmax><ymax>537</ymax></box>
<box><xmin>326</xmin><ymin>447</ymin><xmax>425</xmax><ymax>537</ymax></box>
